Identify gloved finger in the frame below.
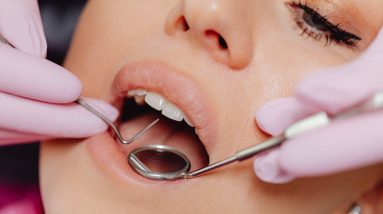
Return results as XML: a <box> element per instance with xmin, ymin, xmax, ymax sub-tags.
<box><xmin>254</xmin><ymin>149</ymin><xmax>295</xmax><ymax>183</ymax></box>
<box><xmin>0</xmin><ymin>92</ymin><xmax>119</xmax><ymax>138</ymax></box>
<box><xmin>0</xmin><ymin>0</ymin><xmax>46</xmax><ymax>57</ymax></box>
<box><xmin>0</xmin><ymin>129</ymin><xmax>47</xmax><ymax>145</ymax></box>
<box><xmin>0</xmin><ymin>46</ymin><xmax>81</xmax><ymax>103</ymax></box>
<box><xmin>360</xmin><ymin>25</ymin><xmax>383</xmax><ymax>55</ymax></box>
<box><xmin>296</xmin><ymin>28</ymin><xmax>383</xmax><ymax>114</ymax></box>
<box><xmin>255</xmin><ymin>97</ymin><xmax>318</xmax><ymax>136</ymax></box>
<box><xmin>254</xmin><ymin>111</ymin><xmax>383</xmax><ymax>184</ymax></box>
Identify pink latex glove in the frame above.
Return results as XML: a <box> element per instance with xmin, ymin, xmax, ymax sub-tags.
<box><xmin>0</xmin><ymin>0</ymin><xmax>118</xmax><ymax>145</ymax></box>
<box><xmin>253</xmin><ymin>27</ymin><xmax>383</xmax><ymax>184</ymax></box>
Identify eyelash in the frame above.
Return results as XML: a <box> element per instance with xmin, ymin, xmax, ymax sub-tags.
<box><xmin>287</xmin><ymin>1</ymin><xmax>361</xmax><ymax>48</ymax></box>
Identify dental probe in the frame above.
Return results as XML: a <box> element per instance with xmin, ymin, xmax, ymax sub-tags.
<box><xmin>76</xmin><ymin>98</ymin><xmax>159</xmax><ymax>144</ymax></box>
<box><xmin>184</xmin><ymin>91</ymin><xmax>383</xmax><ymax>178</ymax></box>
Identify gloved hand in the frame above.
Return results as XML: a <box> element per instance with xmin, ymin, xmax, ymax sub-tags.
<box><xmin>253</xmin><ymin>27</ymin><xmax>383</xmax><ymax>183</ymax></box>
<box><xmin>0</xmin><ymin>0</ymin><xmax>118</xmax><ymax>145</ymax></box>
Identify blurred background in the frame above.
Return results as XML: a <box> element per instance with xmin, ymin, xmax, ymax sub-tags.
<box><xmin>0</xmin><ymin>0</ymin><xmax>86</xmax><ymax>185</ymax></box>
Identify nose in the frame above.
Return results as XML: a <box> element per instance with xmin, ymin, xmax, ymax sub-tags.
<box><xmin>165</xmin><ymin>0</ymin><xmax>253</xmax><ymax>69</ymax></box>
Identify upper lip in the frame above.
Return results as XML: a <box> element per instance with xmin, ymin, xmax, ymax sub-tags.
<box><xmin>111</xmin><ymin>60</ymin><xmax>217</xmax><ymax>154</ymax></box>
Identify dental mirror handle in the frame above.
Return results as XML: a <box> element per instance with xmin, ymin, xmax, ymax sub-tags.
<box><xmin>185</xmin><ymin>135</ymin><xmax>285</xmax><ymax>178</ymax></box>
<box><xmin>185</xmin><ymin>91</ymin><xmax>383</xmax><ymax>179</ymax></box>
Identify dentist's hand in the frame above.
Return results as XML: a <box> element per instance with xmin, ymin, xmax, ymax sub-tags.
<box><xmin>0</xmin><ymin>0</ymin><xmax>118</xmax><ymax>145</ymax></box>
<box><xmin>253</xmin><ymin>27</ymin><xmax>383</xmax><ymax>183</ymax></box>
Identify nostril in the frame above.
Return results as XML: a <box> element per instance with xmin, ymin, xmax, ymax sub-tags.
<box><xmin>218</xmin><ymin>35</ymin><xmax>228</xmax><ymax>50</ymax></box>
<box><xmin>205</xmin><ymin>30</ymin><xmax>229</xmax><ymax>50</ymax></box>
<box><xmin>177</xmin><ymin>16</ymin><xmax>190</xmax><ymax>32</ymax></box>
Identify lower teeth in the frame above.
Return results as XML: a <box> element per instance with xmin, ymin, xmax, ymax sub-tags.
<box><xmin>134</xmin><ymin>96</ymin><xmax>146</xmax><ymax>105</ymax></box>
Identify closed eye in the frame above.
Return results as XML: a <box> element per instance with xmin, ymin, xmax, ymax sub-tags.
<box><xmin>287</xmin><ymin>1</ymin><xmax>362</xmax><ymax>48</ymax></box>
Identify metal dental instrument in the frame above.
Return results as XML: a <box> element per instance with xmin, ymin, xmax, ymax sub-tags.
<box><xmin>127</xmin><ymin>91</ymin><xmax>383</xmax><ymax>180</ymax></box>
<box><xmin>76</xmin><ymin>98</ymin><xmax>159</xmax><ymax>144</ymax></box>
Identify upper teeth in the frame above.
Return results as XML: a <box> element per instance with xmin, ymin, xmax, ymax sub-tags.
<box><xmin>127</xmin><ymin>89</ymin><xmax>194</xmax><ymax>127</ymax></box>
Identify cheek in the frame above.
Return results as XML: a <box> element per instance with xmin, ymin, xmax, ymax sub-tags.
<box><xmin>247</xmin><ymin>36</ymin><xmax>351</xmax><ymax>107</ymax></box>
<box><xmin>40</xmin><ymin>141</ymin><xmax>87</xmax><ymax>211</ymax></box>
<box><xmin>64</xmin><ymin>3</ymin><xmax>118</xmax><ymax>99</ymax></box>
<box><xmin>64</xmin><ymin>0</ymin><xmax>178</xmax><ymax>100</ymax></box>
<box><xmin>40</xmin><ymin>139</ymin><xmax>131</xmax><ymax>213</ymax></box>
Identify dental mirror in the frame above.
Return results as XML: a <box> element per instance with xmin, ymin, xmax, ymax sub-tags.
<box><xmin>128</xmin><ymin>145</ymin><xmax>191</xmax><ymax>180</ymax></box>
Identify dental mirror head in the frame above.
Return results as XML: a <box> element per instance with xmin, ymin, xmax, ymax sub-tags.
<box><xmin>128</xmin><ymin>145</ymin><xmax>191</xmax><ymax>180</ymax></box>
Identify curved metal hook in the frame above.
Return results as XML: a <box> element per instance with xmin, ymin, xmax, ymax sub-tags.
<box><xmin>76</xmin><ymin>98</ymin><xmax>159</xmax><ymax>144</ymax></box>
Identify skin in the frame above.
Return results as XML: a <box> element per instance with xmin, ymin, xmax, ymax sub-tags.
<box><xmin>40</xmin><ymin>0</ymin><xmax>383</xmax><ymax>213</ymax></box>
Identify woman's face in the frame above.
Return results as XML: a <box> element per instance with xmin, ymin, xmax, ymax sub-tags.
<box><xmin>40</xmin><ymin>0</ymin><xmax>383</xmax><ymax>213</ymax></box>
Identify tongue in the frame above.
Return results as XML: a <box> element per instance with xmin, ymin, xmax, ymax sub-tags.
<box><xmin>117</xmin><ymin>114</ymin><xmax>209</xmax><ymax>170</ymax></box>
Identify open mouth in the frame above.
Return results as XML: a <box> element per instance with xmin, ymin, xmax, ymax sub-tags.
<box><xmin>118</xmin><ymin>92</ymin><xmax>209</xmax><ymax>171</ymax></box>
<box><xmin>110</xmin><ymin>61</ymin><xmax>217</xmax><ymax>175</ymax></box>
